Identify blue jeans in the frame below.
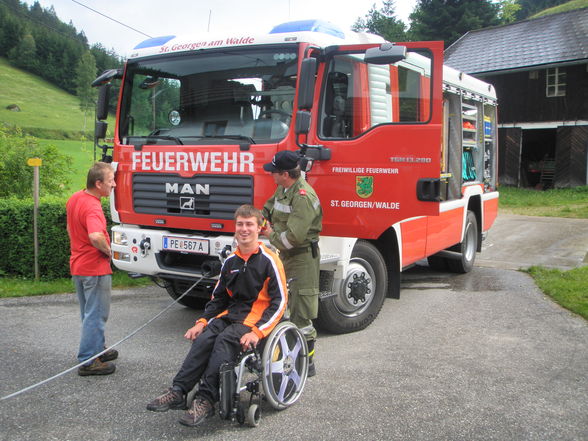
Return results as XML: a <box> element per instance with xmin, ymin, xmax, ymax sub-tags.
<box><xmin>73</xmin><ymin>275</ymin><xmax>112</xmax><ymax>364</ymax></box>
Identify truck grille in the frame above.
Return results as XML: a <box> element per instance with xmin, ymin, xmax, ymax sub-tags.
<box><xmin>132</xmin><ymin>173</ymin><xmax>253</xmax><ymax>219</ymax></box>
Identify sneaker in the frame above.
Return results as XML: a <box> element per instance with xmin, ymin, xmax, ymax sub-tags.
<box><xmin>78</xmin><ymin>358</ymin><xmax>115</xmax><ymax>376</ymax></box>
<box><xmin>178</xmin><ymin>396</ymin><xmax>214</xmax><ymax>427</ymax></box>
<box><xmin>99</xmin><ymin>348</ymin><xmax>118</xmax><ymax>362</ymax></box>
<box><xmin>147</xmin><ymin>387</ymin><xmax>187</xmax><ymax>412</ymax></box>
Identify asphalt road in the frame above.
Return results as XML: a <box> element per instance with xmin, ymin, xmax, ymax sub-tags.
<box><xmin>1</xmin><ymin>214</ymin><xmax>587</xmax><ymax>441</ymax></box>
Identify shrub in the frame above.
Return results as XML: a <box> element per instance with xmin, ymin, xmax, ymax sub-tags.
<box><xmin>0</xmin><ymin>196</ymin><xmax>112</xmax><ymax>280</ymax></box>
<box><xmin>0</xmin><ymin>126</ymin><xmax>74</xmax><ymax>198</ymax></box>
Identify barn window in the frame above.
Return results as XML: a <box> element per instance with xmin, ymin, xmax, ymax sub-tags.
<box><xmin>546</xmin><ymin>67</ymin><xmax>566</xmax><ymax>97</ymax></box>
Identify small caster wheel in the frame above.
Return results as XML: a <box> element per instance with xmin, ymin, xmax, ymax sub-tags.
<box><xmin>246</xmin><ymin>403</ymin><xmax>260</xmax><ymax>427</ymax></box>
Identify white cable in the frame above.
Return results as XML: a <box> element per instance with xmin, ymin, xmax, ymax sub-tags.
<box><xmin>1</xmin><ymin>276</ymin><xmax>205</xmax><ymax>401</ymax></box>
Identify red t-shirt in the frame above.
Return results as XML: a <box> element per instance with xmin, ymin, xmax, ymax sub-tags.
<box><xmin>66</xmin><ymin>190</ymin><xmax>112</xmax><ymax>276</ymax></box>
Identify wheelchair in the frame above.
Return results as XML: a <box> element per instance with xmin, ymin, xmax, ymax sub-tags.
<box><xmin>218</xmin><ymin>320</ymin><xmax>309</xmax><ymax>427</ymax></box>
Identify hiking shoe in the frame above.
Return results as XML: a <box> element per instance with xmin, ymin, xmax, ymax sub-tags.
<box><xmin>99</xmin><ymin>348</ymin><xmax>118</xmax><ymax>362</ymax></box>
<box><xmin>147</xmin><ymin>387</ymin><xmax>187</xmax><ymax>412</ymax></box>
<box><xmin>78</xmin><ymin>358</ymin><xmax>115</xmax><ymax>376</ymax></box>
<box><xmin>178</xmin><ymin>396</ymin><xmax>214</xmax><ymax>427</ymax></box>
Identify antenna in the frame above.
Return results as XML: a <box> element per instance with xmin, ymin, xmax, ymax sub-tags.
<box><xmin>208</xmin><ymin>10</ymin><xmax>212</xmax><ymax>32</ymax></box>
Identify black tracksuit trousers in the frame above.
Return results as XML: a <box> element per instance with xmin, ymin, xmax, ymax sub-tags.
<box><xmin>172</xmin><ymin>318</ymin><xmax>249</xmax><ymax>405</ymax></box>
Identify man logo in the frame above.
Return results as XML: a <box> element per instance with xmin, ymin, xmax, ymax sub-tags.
<box><xmin>165</xmin><ymin>182</ymin><xmax>210</xmax><ymax>195</ymax></box>
<box><xmin>180</xmin><ymin>197</ymin><xmax>195</xmax><ymax>211</ymax></box>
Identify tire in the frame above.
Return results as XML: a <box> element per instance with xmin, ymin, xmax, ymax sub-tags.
<box><xmin>447</xmin><ymin>210</ymin><xmax>478</xmax><ymax>274</ymax></box>
<box><xmin>261</xmin><ymin>322</ymin><xmax>308</xmax><ymax>410</ymax></box>
<box><xmin>246</xmin><ymin>404</ymin><xmax>260</xmax><ymax>427</ymax></box>
<box><xmin>317</xmin><ymin>240</ymin><xmax>387</xmax><ymax>334</ymax></box>
<box><xmin>163</xmin><ymin>278</ymin><xmax>210</xmax><ymax>309</ymax></box>
<box><xmin>427</xmin><ymin>255</ymin><xmax>449</xmax><ymax>271</ymax></box>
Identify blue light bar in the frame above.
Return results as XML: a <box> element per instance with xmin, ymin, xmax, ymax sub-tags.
<box><xmin>270</xmin><ymin>20</ymin><xmax>345</xmax><ymax>39</ymax></box>
<box><xmin>134</xmin><ymin>35</ymin><xmax>176</xmax><ymax>50</ymax></box>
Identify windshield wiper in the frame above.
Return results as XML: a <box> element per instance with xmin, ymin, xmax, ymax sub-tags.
<box><xmin>143</xmin><ymin>135</ymin><xmax>184</xmax><ymax>145</ymax></box>
<box><xmin>183</xmin><ymin>135</ymin><xmax>256</xmax><ymax>144</ymax></box>
<box><xmin>129</xmin><ymin>134</ymin><xmax>184</xmax><ymax>145</ymax></box>
<box><xmin>129</xmin><ymin>134</ymin><xmax>184</xmax><ymax>150</ymax></box>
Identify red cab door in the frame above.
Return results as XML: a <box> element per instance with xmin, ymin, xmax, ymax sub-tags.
<box><xmin>304</xmin><ymin>42</ymin><xmax>444</xmax><ymax>239</ymax></box>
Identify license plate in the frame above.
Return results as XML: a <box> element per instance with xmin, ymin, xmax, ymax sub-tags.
<box><xmin>162</xmin><ymin>236</ymin><xmax>209</xmax><ymax>254</ymax></box>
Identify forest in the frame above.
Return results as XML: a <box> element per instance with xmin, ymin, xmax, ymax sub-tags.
<box><xmin>0</xmin><ymin>0</ymin><xmax>121</xmax><ymax>96</ymax></box>
<box><xmin>353</xmin><ymin>0</ymin><xmax>581</xmax><ymax>47</ymax></box>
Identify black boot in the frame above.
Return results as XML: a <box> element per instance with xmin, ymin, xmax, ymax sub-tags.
<box><xmin>307</xmin><ymin>339</ymin><xmax>316</xmax><ymax>377</ymax></box>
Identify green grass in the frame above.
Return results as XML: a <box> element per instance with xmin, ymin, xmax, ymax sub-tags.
<box><xmin>525</xmin><ymin>266</ymin><xmax>588</xmax><ymax>320</ymax></box>
<box><xmin>0</xmin><ymin>57</ymin><xmax>115</xmax><ymax>140</ymax></box>
<box><xmin>0</xmin><ymin>271</ymin><xmax>153</xmax><ymax>299</ymax></box>
<box><xmin>531</xmin><ymin>0</ymin><xmax>588</xmax><ymax>18</ymax></box>
<box><xmin>37</xmin><ymin>138</ymin><xmax>97</xmax><ymax>192</ymax></box>
<box><xmin>0</xmin><ymin>57</ymin><xmax>90</xmax><ymax>133</ymax></box>
<box><xmin>499</xmin><ymin>186</ymin><xmax>588</xmax><ymax>219</ymax></box>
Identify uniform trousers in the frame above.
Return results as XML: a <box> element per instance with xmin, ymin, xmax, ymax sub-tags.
<box><xmin>172</xmin><ymin>318</ymin><xmax>249</xmax><ymax>404</ymax></box>
<box><xmin>282</xmin><ymin>246</ymin><xmax>320</xmax><ymax>341</ymax></box>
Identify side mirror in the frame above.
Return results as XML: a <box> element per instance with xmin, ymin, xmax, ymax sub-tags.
<box><xmin>91</xmin><ymin>68</ymin><xmax>122</xmax><ymax>87</ymax></box>
<box><xmin>95</xmin><ymin>120</ymin><xmax>108</xmax><ymax>141</ymax></box>
<box><xmin>295</xmin><ymin>110</ymin><xmax>311</xmax><ymax>135</ymax></box>
<box><xmin>364</xmin><ymin>43</ymin><xmax>407</xmax><ymax>65</ymax></box>
<box><xmin>298</xmin><ymin>58</ymin><xmax>317</xmax><ymax>110</ymax></box>
<box><xmin>96</xmin><ymin>84</ymin><xmax>111</xmax><ymax>121</ymax></box>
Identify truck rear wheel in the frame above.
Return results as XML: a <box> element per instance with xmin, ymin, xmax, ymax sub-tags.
<box><xmin>163</xmin><ymin>279</ymin><xmax>210</xmax><ymax>309</ymax></box>
<box><xmin>317</xmin><ymin>240</ymin><xmax>387</xmax><ymax>334</ymax></box>
<box><xmin>447</xmin><ymin>210</ymin><xmax>478</xmax><ymax>273</ymax></box>
<box><xmin>427</xmin><ymin>255</ymin><xmax>449</xmax><ymax>271</ymax></box>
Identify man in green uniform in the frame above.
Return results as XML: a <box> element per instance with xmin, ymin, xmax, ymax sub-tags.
<box><xmin>262</xmin><ymin>150</ymin><xmax>322</xmax><ymax>376</ymax></box>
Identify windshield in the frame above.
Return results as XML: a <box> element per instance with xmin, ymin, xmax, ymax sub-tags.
<box><xmin>119</xmin><ymin>45</ymin><xmax>298</xmax><ymax>145</ymax></box>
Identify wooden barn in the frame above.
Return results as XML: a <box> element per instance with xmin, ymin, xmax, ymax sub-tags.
<box><xmin>445</xmin><ymin>8</ymin><xmax>588</xmax><ymax>188</ymax></box>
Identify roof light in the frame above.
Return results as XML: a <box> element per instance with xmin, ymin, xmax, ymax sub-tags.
<box><xmin>270</xmin><ymin>20</ymin><xmax>345</xmax><ymax>39</ymax></box>
<box><xmin>134</xmin><ymin>35</ymin><xmax>176</xmax><ymax>50</ymax></box>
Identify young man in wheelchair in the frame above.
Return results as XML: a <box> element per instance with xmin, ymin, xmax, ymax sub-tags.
<box><xmin>147</xmin><ymin>204</ymin><xmax>288</xmax><ymax>427</ymax></box>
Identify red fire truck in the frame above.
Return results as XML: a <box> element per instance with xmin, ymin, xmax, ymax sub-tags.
<box><xmin>93</xmin><ymin>20</ymin><xmax>498</xmax><ymax>334</ymax></box>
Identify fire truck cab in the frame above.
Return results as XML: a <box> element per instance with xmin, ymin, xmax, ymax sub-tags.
<box><xmin>95</xmin><ymin>20</ymin><xmax>499</xmax><ymax>334</ymax></box>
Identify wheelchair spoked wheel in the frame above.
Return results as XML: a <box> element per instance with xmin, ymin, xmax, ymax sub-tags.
<box><xmin>261</xmin><ymin>321</ymin><xmax>309</xmax><ymax>410</ymax></box>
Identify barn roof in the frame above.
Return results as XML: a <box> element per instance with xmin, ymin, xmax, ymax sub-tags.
<box><xmin>444</xmin><ymin>8</ymin><xmax>588</xmax><ymax>74</ymax></box>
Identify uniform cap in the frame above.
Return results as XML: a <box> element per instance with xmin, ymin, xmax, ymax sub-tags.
<box><xmin>263</xmin><ymin>150</ymin><xmax>300</xmax><ymax>172</ymax></box>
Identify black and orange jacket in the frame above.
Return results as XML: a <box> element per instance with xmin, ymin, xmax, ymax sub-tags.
<box><xmin>197</xmin><ymin>242</ymin><xmax>288</xmax><ymax>339</ymax></box>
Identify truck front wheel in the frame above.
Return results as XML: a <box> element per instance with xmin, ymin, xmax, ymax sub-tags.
<box><xmin>317</xmin><ymin>240</ymin><xmax>387</xmax><ymax>334</ymax></box>
<box><xmin>163</xmin><ymin>278</ymin><xmax>210</xmax><ymax>309</ymax></box>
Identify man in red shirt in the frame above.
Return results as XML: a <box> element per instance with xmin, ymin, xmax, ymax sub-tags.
<box><xmin>66</xmin><ymin>162</ymin><xmax>117</xmax><ymax>376</ymax></box>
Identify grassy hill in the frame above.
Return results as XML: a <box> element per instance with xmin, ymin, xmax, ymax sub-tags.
<box><xmin>531</xmin><ymin>0</ymin><xmax>588</xmax><ymax>18</ymax></box>
<box><xmin>0</xmin><ymin>57</ymin><xmax>92</xmax><ymax>139</ymax></box>
<box><xmin>0</xmin><ymin>56</ymin><xmax>110</xmax><ymax>191</ymax></box>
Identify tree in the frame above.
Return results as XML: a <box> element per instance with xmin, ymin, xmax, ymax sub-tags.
<box><xmin>352</xmin><ymin>0</ymin><xmax>407</xmax><ymax>42</ymax></box>
<box><xmin>0</xmin><ymin>0</ymin><xmax>123</xmax><ymax>94</ymax></box>
<box><xmin>0</xmin><ymin>4</ymin><xmax>24</xmax><ymax>56</ymax></box>
<box><xmin>0</xmin><ymin>127</ymin><xmax>73</xmax><ymax>199</ymax></box>
<box><xmin>8</xmin><ymin>32</ymin><xmax>38</xmax><ymax>72</ymax></box>
<box><xmin>409</xmin><ymin>0</ymin><xmax>500</xmax><ymax>47</ymax></box>
<box><xmin>75</xmin><ymin>51</ymin><xmax>98</xmax><ymax>130</ymax></box>
<box><xmin>497</xmin><ymin>0</ymin><xmax>522</xmax><ymax>24</ymax></box>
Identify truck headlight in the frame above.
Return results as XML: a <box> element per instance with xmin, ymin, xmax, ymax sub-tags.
<box><xmin>113</xmin><ymin>231</ymin><xmax>128</xmax><ymax>245</ymax></box>
<box><xmin>113</xmin><ymin>251</ymin><xmax>130</xmax><ymax>262</ymax></box>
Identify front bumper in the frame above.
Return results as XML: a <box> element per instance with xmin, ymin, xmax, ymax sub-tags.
<box><xmin>111</xmin><ymin>224</ymin><xmax>236</xmax><ymax>279</ymax></box>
